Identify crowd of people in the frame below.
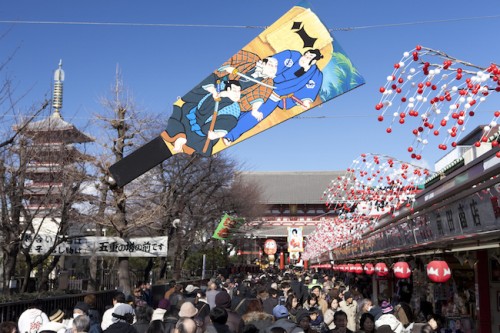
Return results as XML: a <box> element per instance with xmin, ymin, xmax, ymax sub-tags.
<box><xmin>0</xmin><ymin>271</ymin><xmax>452</xmax><ymax>333</ymax></box>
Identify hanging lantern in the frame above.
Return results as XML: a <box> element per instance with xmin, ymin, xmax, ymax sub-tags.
<box><xmin>348</xmin><ymin>263</ymin><xmax>356</xmax><ymax>273</ymax></box>
<box><xmin>375</xmin><ymin>262</ymin><xmax>389</xmax><ymax>277</ymax></box>
<box><xmin>364</xmin><ymin>263</ymin><xmax>375</xmax><ymax>275</ymax></box>
<box><xmin>427</xmin><ymin>260</ymin><xmax>451</xmax><ymax>283</ymax></box>
<box><xmin>264</xmin><ymin>239</ymin><xmax>277</xmax><ymax>255</ymax></box>
<box><xmin>393</xmin><ymin>261</ymin><xmax>411</xmax><ymax>279</ymax></box>
<box><xmin>354</xmin><ymin>263</ymin><xmax>364</xmax><ymax>274</ymax></box>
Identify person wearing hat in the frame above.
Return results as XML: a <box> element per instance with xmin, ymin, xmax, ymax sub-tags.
<box><xmin>103</xmin><ymin>304</ymin><xmax>136</xmax><ymax>333</ymax></box>
<box><xmin>203</xmin><ymin>291</ymin><xmax>243</xmax><ymax>333</ymax></box>
<box><xmin>264</xmin><ymin>305</ymin><xmax>304</xmax><ymax>333</ymax></box>
<box><xmin>339</xmin><ymin>291</ymin><xmax>357</xmax><ymax>332</ymax></box>
<box><xmin>68</xmin><ymin>302</ymin><xmax>101</xmax><ymax>333</ymax></box>
<box><xmin>18</xmin><ymin>299</ymin><xmax>50</xmax><ymax>333</ymax></box>
<box><xmin>184</xmin><ymin>285</ymin><xmax>197</xmax><ymax>303</ymax></box>
<box><xmin>178</xmin><ymin>302</ymin><xmax>203</xmax><ymax>333</ymax></box>
<box><xmin>39</xmin><ymin>321</ymin><xmax>66</xmax><ymax>333</ymax></box>
<box><xmin>374</xmin><ymin>301</ymin><xmax>403</xmax><ymax>333</ymax></box>
<box><xmin>49</xmin><ymin>310</ymin><xmax>65</xmax><ymax>323</ymax></box>
<box><xmin>178</xmin><ymin>302</ymin><xmax>198</xmax><ymax>319</ymax></box>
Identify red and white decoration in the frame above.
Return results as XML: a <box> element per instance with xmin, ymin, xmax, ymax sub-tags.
<box><xmin>302</xmin><ymin>154</ymin><xmax>431</xmax><ymax>261</ymax></box>
<box><xmin>364</xmin><ymin>263</ymin><xmax>375</xmax><ymax>275</ymax></box>
<box><xmin>354</xmin><ymin>263</ymin><xmax>364</xmax><ymax>274</ymax></box>
<box><xmin>375</xmin><ymin>262</ymin><xmax>389</xmax><ymax>277</ymax></box>
<box><xmin>427</xmin><ymin>260</ymin><xmax>452</xmax><ymax>283</ymax></box>
<box><xmin>375</xmin><ymin>45</ymin><xmax>500</xmax><ymax>161</ymax></box>
<box><xmin>393</xmin><ymin>261</ymin><xmax>412</xmax><ymax>279</ymax></box>
<box><xmin>263</xmin><ymin>239</ymin><xmax>277</xmax><ymax>255</ymax></box>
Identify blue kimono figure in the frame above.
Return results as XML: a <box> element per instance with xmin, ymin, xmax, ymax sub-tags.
<box><xmin>224</xmin><ymin>49</ymin><xmax>323</xmax><ymax>143</ymax></box>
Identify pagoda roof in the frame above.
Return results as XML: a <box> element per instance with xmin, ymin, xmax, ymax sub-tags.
<box><xmin>237</xmin><ymin>171</ymin><xmax>344</xmax><ymax>205</ymax></box>
<box><xmin>22</xmin><ymin>112</ymin><xmax>93</xmax><ymax>143</ymax></box>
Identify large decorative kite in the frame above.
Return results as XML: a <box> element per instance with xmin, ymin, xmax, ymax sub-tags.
<box><xmin>109</xmin><ymin>4</ymin><xmax>365</xmax><ymax>187</ymax></box>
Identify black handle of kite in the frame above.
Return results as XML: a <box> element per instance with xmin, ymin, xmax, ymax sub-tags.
<box><xmin>109</xmin><ymin>134</ymin><xmax>173</xmax><ymax>187</ymax></box>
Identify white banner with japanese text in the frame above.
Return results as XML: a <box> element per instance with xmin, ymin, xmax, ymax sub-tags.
<box><xmin>22</xmin><ymin>233</ymin><xmax>168</xmax><ymax>257</ymax></box>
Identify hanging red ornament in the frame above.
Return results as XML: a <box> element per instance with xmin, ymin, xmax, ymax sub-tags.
<box><xmin>264</xmin><ymin>239</ymin><xmax>277</xmax><ymax>255</ymax></box>
<box><xmin>364</xmin><ymin>263</ymin><xmax>375</xmax><ymax>275</ymax></box>
<box><xmin>393</xmin><ymin>261</ymin><xmax>411</xmax><ymax>279</ymax></box>
<box><xmin>427</xmin><ymin>260</ymin><xmax>451</xmax><ymax>283</ymax></box>
<box><xmin>375</xmin><ymin>262</ymin><xmax>389</xmax><ymax>277</ymax></box>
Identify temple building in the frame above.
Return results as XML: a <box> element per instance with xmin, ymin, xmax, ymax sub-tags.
<box><xmin>235</xmin><ymin>171</ymin><xmax>344</xmax><ymax>266</ymax></box>
<box><xmin>21</xmin><ymin>60</ymin><xmax>93</xmax><ymax>237</ymax></box>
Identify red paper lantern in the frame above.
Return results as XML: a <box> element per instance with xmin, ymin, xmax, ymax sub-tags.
<box><xmin>364</xmin><ymin>263</ymin><xmax>375</xmax><ymax>275</ymax></box>
<box><xmin>354</xmin><ymin>263</ymin><xmax>364</xmax><ymax>274</ymax></box>
<box><xmin>348</xmin><ymin>264</ymin><xmax>356</xmax><ymax>272</ymax></box>
<box><xmin>393</xmin><ymin>261</ymin><xmax>411</xmax><ymax>279</ymax></box>
<box><xmin>263</xmin><ymin>239</ymin><xmax>277</xmax><ymax>255</ymax></box>
<box><xmin>375</xmin><ymin>262</ymin><xmax>389</xmax><ymax>277</ymax></box>
<box><xmin>427</xmin><ymin>260</ymin><xmax>451</xmax><ymax>283</ymax></box>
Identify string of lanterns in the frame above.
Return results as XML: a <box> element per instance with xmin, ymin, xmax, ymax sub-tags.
<box><xmin>315</xmin><ymin>260</ymin><xmax>452</xmax><ymax>283</ymax></box>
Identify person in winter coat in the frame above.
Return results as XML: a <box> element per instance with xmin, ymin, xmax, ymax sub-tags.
<box><xmin>264</xmin><ymin>305</ymin><xmax>304</xmax><ymax>333</ymax></box>
<box><xmin>339</xmin><ymin>292</ymin><xmax>358</xmax><ymax>333</ymax></box>
<box><xmin>241</xmin><ymin>299</ymin><xmax>274</xmax><ymax>331</ymax></box>
<box><xmin>204</xmin><ymin>307</ymin><xmax>232</xmax><ymax>333</ymax></box>
<box><xmin>329</xmin><ymin>310</ymin><xmax>354</xmax><ymax>333</ymax></box>
<box><xmin>204</xmin><ymin>291</ymin><xmax>244</xmax><ymax>333</ymax></box>
<box><xmin>132</xmin><ymin>306</ymin><xmax>152</xmax><ymax>333</ymax></box>
<box><xmin>103</xmin><ymin>304</ymin><xmax>137</xmax><ymax>333</ymax></box>
<box><xmin>374</xmin><ymin>301</ymin><xmax>403</xmax><ymax>333</ymax></box>
<box><xmin>323</xmin><ymin>297</ymin><xmax>341</xmax><ymax>331</ymax></box>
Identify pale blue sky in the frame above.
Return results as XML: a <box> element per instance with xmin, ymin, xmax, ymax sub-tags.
<box><xmin>1</xmin><ymin>0</ymin><xmax>499</xmax><ymax>173</ymax></box>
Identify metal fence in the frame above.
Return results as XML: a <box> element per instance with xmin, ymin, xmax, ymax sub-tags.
<box><xmin>0</xmin><ymin>290</ymin><xmax>115</xmax><ymax>323</ymax></box>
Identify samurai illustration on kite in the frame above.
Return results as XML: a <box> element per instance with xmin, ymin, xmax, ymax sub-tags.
<box><xmin>110</xmin><ymin>4</ymin><xmax>365</xmax><ymax>187</ymax></box>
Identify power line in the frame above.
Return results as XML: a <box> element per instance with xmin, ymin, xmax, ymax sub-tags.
<box><xmin>0</xmin><ymin>14</ymin><xmax>499</xmax><ymax>31</ymax></box>
<box><xmin>329</xmin><ymin>14</ymin><xmax>500</xmax><ymax>31</ymax></box>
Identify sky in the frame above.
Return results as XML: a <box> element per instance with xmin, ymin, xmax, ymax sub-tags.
<box><xmin>1</xmin><ymin>0</ymin><xmax>499</xmax><ymax>174</ymax></box>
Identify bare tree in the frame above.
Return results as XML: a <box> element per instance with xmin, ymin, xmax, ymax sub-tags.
<box><xmin>92</xmin><ymin>66</ymin><xmax>160</xmax><ymax>295</ymax></box>
<box><xmin>137</xmin><ymin>152</ymin><xmax>264</xmax><ymax>280</ymax></box>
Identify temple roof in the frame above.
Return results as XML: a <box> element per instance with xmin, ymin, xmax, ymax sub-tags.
<box><xmin>237</xmin><ymin>171</ymin><xmax>344</xmax><ymax>205</ymax></box>
<box><xmin>22</xmin><ymin>112</ymin><xmax>93</xmax><ymax>143</ymax></box>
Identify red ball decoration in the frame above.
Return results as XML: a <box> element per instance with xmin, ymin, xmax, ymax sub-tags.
<box><xmin>354</xmin><ymin>263</ymin><xmax>364</xmax><ymax>274</ymax></box>
<box><xmin>393</xmin><ymin>261</ymin><xmax>411</xmax><ymax>279</ymax></box>
<box><xmin>263</xmin><ymin>239</ymin><xmax>277</xmax><ymax>255</ymax></box>
<box><xmin>375</xmin><ymin>262</ymin><xmax>389</xmax><ymax>277</ymax></box>
<box><xmin>427</xmin><ymin>260</ymin><xmax>451</xmax><ymax>283</ymax></box>
<box><xmin>364</xmin><ymin>263</ymin><xmax>375</xmax><ymax>275</ymax></box>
